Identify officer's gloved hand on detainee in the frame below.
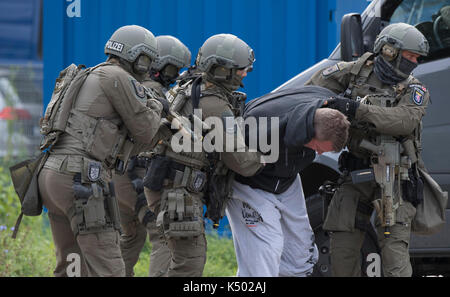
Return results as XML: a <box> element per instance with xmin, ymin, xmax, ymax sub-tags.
<box><xmin>155</xmin><ymin>96</ymin><xmax>170</xmax><ymax>118</ymax></box>
<box><xmin>325</xmin><ymin>97</ymin><xmax>359</xmax><ymax>120</ymax></box>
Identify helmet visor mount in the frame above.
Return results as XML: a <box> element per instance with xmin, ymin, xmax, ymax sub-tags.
<box><xmin>133</xmin><ymin>54</ymin><xmax>153</xmax><ymax>74</ymax></box>
<box><xmin>237</xmin><ymin>64</ymin><xmax>253</xmax><ymax>73</ymax></box>
<box><xmin>161</xmin><ymin>64</ymin><xmax>180</xmax><ymax>80</ymax></box>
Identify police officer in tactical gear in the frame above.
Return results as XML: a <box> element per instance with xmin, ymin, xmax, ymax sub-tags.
<box><xmin>113</xmin><ymin>35</ymin><xmax>191</xmax><ymax>277</ymax></box>
<box><xmin>144</xmin><ymin>33</ymin><xmax>263</xmax><ymax>277</ymax></box>
<box><xmin>38</xmin><ymin>25</ymin><xmax>164</xmax><ymax>277</ymax></box>
<box><xmin>307</xmin><ymin>22</ymin><xmax>430</xmax><ymax>277</ymax></box>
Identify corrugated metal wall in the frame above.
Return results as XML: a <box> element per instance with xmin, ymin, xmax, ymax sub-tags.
<box><xmin>0</xmin><ymin>0</ymin><xmax>41</xmax><ymax>61</ymax></box>
<box><xmin>43</xmin><ymin>0</ymin><xmax>369</xmax><ymax>106</ymax></box>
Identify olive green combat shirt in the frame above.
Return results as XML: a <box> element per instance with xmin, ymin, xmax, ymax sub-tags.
<box><xmin>306</xmin><ymin>52</ymin><xmax>429</xmax><ymax>161</ymax></box>
<box><xmin>50</xmin><ymin>61</ymin><xmax>163</xmax><ymax>162</ymax></box>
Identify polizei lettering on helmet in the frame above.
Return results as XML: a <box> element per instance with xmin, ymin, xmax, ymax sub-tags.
<box><xmin>106</xmin><ymin>40</ymin><xmax>124</xmax><ymax>53</ymax></box>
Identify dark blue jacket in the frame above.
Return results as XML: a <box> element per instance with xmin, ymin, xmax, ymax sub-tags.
<box><xmin>235</xmin><ymin>86</ymin><xmax>335</xmax><ymax>194</ymax></box>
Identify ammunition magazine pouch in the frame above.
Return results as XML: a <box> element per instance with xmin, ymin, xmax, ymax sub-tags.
<box><xmin>338</xmin><ymin>151</ymin><xmax>370</xmax><ymax>172</ymax></box>
<box><xmin>68</xmin><ymin>172</ymin><xmax>121</xmax><ymax>236</ymax></box>
<box><xmin>156</xmin><ymin>188</ymin><xmax>203</xmax><ymax>239</ymax></box>
<box><xmin>143</xmin><ymin>155</ymin><xmax>207</xmax><ymax>194</ymax></box>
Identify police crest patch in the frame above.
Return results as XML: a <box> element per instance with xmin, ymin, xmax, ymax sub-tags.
<box><xmin>131</xmin><ymin>79</ymin><xmax>146</xmax><ymax>99</ymax></box>
<box><xmin>322</xmin><ymin>64</ymin><xmax>340</xmax><ymax>77</ymax></box>
<box><xmin>88</xmin><ymin>162</ymin><xmax>101</xmax><ymax>182</ymax></box>
<box><xmin>412</xmin><ymin>87</ymin><xmax>425</xmax><ymax>106</ymax></box>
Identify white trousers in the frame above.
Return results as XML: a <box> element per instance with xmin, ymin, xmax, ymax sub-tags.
<box><xmin>226</xmin><ymin>175</ymin><xmax>318</xmax><ymax>277</ymax></box>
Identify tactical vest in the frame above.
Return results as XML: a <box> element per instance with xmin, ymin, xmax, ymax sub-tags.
<box><xmin>40</xmin><ymin>62</ymin><xmax>132</xmax><ymax>170</ymax></box>
<box><xmin>163</xmin><ymin>76</ymin><xmax>241</xmax><ymax>169</ymax></box>
<box><xmin>343</xmin><ymin>53</ymin><xmax>422</xmax><ymax>164</ymax></box>
<box><xmin>162</xmin><ymin>76</ymin><xmax>241</xmax><ymax>227</ymax></box>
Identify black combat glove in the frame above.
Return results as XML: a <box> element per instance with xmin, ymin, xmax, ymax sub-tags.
<box><xmin>326</xmin><ymin>96</ymin><xmax>360</xmax><ymax>119</ymax></box>
<box><xmin>155</xmin><ymin>96</ymin><xmax>170</xmax><ymax>118</ymax></box>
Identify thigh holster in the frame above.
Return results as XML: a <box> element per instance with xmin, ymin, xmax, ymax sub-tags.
<box><xmin>68</xmin><ymin>173</ymin><xmax>121</xmax><ymax>236</ymax></box>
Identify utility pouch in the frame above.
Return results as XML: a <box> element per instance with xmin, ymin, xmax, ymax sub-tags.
<box><xmin>157</xmin><ymin>188</ymin><xmax>203</xmax><ymax>239</ymax></box>
<box><xmin>85</xmin><ymin>118</ymin><xmax>127</xmax><ymax>167</ymax></box>
<box><xmin>9</xmin><ymin>152</ymin><xmax>48</xmax><ymax>216</ymax></box>
<box><xmin>411</xmin><ymin>168</ymin><xmax>448</xmax><ymax>235</ymax></box>
<box><xmin>402</xmin><ymin>166</ymin><xmax>424</xmax><ymax>207</ymax></box>
<box><xmin>82</xmin><ymin>183</ymin><xmax>106</xmax><ymax>230</ymax></box>
<box><xmin>143</xmin><ymin>155</ymin><xmax>171</xmax><ymax>191</ymax></box>
<box><xmin>9</xmin><ymin>152</ymin><xmax>49</xmax><ymax>239</ymax></box>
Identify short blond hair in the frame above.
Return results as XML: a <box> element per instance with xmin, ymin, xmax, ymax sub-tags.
<box><xmin>314</xmin><ymin>108</ymin><xmax>350</xmax><ymax>152</ymax></box>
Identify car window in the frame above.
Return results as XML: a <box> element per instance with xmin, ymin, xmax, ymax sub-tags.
<box><xmin>390</xmin><ymin>0</ymin><xmax>450</xmax><ymax>62</ymax></box>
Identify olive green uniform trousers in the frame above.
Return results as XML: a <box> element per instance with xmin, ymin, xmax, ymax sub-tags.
<box><xmin>113</xmin><ymin>170</ymin><xmax>171</xmax><ymax>277</ymax></box>
<box><xmin>145</xmin><ymin>188</ymin><xmax>207</xmax><ymax>277</ymax></box>
<box><xmin>39</xmin><ymin>168</ymin><xmax>125</xmax><ymax>277</ymax></box>
<box><xmin>324</xmin><ymin>176</ymin><xmax>417</xmax><ymax>277</ymax></box>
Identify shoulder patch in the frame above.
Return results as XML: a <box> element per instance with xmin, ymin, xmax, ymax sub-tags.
<box><xmin>322</xmin><ymin>64</ymin><xmax>340</xmax><ymax>77</ymax></box>
<box><xmin>411</xmin><ymin>87</ymin><xmax>425</xmax><ymax>106</ymax></box>
<box><xmin>130</xmin><ymin>79</ymin><xmax>146</xmax><ymax>99</ymax></box>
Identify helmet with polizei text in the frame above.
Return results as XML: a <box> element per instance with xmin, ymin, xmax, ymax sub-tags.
<box><xmin>104</xmin><ymin>25</ymin><xmax>159</xmax><ymax>63</ymax></box>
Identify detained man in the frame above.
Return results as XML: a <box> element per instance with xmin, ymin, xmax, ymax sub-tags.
<box><xmin>225</xmin><ymin>86</ymin><xmax>350</xmax><ymax>277</ymax></box>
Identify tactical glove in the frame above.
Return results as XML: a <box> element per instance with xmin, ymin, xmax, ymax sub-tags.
<box><xmin>155</xmin><ymin>96</ymin><xmax>170</xmax><ymax>118</ymax></box>
<box><xmin>326</xmin><ymin>96</ymin><xmax>360</xmax><ymax>119</ymax></box>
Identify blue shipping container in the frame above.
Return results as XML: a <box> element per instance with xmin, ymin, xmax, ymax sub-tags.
<box><xmin>43</xmin><ymin>0</ymin><xmax>369</xmax><ymax>105</ymax></box>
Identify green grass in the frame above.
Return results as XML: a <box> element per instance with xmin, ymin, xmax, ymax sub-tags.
<box><xmin>0</xmin><ymin>165</ymin><xmax>237</xmax><ymax>277</ymax></box>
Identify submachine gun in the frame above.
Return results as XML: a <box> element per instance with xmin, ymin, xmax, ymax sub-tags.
<box><xmin>358</xmin><ymin>94</ymin><xmax>412</xmax><ymax>238</ymax></box>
